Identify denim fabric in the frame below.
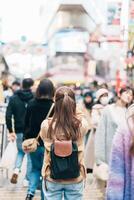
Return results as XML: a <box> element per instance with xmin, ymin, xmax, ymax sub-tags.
<box><xmin>27</xmin><ymin>146</ymin><xmax>44</xmax><ymax>200</ymax></box>
<box><xmin>25</xmin><ymin>153</ymin><xmax>32</xmax><ymax>181</ymax></box>
<box><xmin>15</xmin><ymin>133</ymin><xmax>31</xmax><ymax>181</ymax></box>
<box><xmin>15</xmin><ymin>133</ymin><xmax>25</xmax><ymax>170</ymax></box>
<box><xmin>42</xmin><ymin>180</ymin><xmax>84</xmax><ymax>200</ymax></box>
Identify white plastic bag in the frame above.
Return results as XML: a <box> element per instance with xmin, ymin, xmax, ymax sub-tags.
<box><xmin>0</xmin><ymin>141</ymin><xmax>17</xmax><ymax>169</ymax></box>
<box><xmin>93</xmin><ymin>162</ymin><xmax>109</xmax><ymax>181</ymax></box>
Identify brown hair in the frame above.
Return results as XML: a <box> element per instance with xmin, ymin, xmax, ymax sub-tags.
<box><xmin>129</xmin><ymin>116</ymin><xmax>134</xmax><ymax>155</ymax></box>
<box><xmin>130</xmin><ymin>138</ymin><xmax>134</xmax><ymax>155</ymax></box>
<box><xmin>127</xmin><ymin>105</ymin><xmax>134</xmax><ymax>155</ymax></box>
<box><xmin>47</xmin><ymin>86</ymin><xmax>81</xmax><ymax>140</ymax></box>
<box><xmin>36</xmin><ymin>79</ymin><xmax>55</xmax><ymax>99</ymax></box>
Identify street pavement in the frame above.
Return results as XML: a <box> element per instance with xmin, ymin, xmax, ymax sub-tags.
<box><xmin>0</xmin><ymin>169</ymin><xmax>105</xmax><ymax>200</ymax></box>
<box><xmin>0</xmin><ymin>125</ymin><xmax>105</xmax><ymax>200</ymax></box>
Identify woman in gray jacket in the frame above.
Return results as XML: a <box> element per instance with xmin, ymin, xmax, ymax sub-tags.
<box><xmin>95</xmin><ymin>87</ymin><xmax>133</xmax><ymax>165</ymax></box>
<box><xmin>94</xmin><ymin>87</ymin><xmax>133</xmax><ymax>190</ymax></box>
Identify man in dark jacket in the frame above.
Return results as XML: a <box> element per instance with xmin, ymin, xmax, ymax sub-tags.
<box><xmin>6</xmin><ymin>78</ymin><xmax>34</xmax><ymax>184</ymax></box>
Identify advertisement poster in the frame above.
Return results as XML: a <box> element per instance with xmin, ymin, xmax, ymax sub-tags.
<box><xmin>129</xmin><ymin>1</ymin><xmax>134</xmax><ymax>50</ymax></box>
<box><xmin>107</xmin><ymin>2</ymin><xmax>122</xmax><ymax>26</ymax></box>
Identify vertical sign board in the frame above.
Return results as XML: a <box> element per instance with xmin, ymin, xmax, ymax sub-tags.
<box><xmin>107</xmin><ymin>1</ymin><xmax>122</xmax><ymax>38</ymax></box>
<box><xmin>128</xmin><ymin>0</ymin><xmax>134</xmax><ymax>51</ymax></box>
<box><xmin>107</xmin><ymin>1</ymin><xmax>122</xmax><ymax>37</ymax></box>
<box><xmin>127</xmin><ymin>0</ymin><xmax>134</xmax><ymax>86</ymax></box>
<box><xmin>106</xmin><ymin>1</ymin><xmax>123</xmax><ymax>89</ymax></box>
<box><xmin>107</xmin><ymin>1</ymin><xmax>121</xmax><ymax>26</ymax></box>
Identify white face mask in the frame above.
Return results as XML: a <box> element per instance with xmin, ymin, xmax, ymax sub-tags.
<box><xmin>100</xmin><ymin>97</ymin><xmax>109</xmax><ymax>106</ymax></box>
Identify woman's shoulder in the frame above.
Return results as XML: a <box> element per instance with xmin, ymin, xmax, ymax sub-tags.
<box><xmin>99</xmin><ymin>104</ymin><xmax>114</xmax><ymax>116</ymax></box>
<box><xmin>41</xmin><ymin>118</ymin><xmax>52</xmax><ymax>129</ymax></box>
<box><xmin>76</xmin><ymin>113</ymin><xmax>89</xmax><ymax>135</ymax></box>
<box><xmin>40</xmin><ymin>118</ymin><xmax>52</xmax><ymax>140</ymax></box>
<box><xmin>103</xmin><ymin>103</ymin><xmax>114</xmax><ymax>111</ymax></box>
<box><xmin>92</xmin><ymin>103</ymin><xmax>103</xmax><ymax>110</ymax></box>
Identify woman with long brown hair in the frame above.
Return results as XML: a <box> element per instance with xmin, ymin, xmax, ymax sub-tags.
<box><xmin>106</xmin><ymin>104</ymin><xmax>134</xmax><ymax>199</ymax></box>
<box><xmin>40</xmin><ymin>86</ymin><xmax>88</xmax><ymax>200</ymax></box>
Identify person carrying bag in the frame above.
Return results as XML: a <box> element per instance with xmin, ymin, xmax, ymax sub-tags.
<box><xmin>22</xmin><ymin>79</ymin><xmax>55</xmax><ymax>200</ymax></box>
<box><xmin>22</xmin><ymin>103</ymin><xmax>54</xmax><ymax>153</ymax></box>
<box><xmin>40</xmin><ymin>86</ymin><xmax>88</xmax><ymax>200</ymax></box>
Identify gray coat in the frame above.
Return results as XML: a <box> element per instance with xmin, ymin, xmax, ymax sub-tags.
<box><xmin>84</xmin><ymin>103</ymin><xmax>104</xmax><ymax>169</ymax></box>
<box><xmin>95</xmin><ymin>104</ymin><xmax>126</xmax><ymax>165</ymax></box>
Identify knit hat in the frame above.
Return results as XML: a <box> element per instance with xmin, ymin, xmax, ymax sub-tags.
<box><xmin>96</xmin><ymin>88</ymin><xmax>108</xmax><ymax>100</ymax></box>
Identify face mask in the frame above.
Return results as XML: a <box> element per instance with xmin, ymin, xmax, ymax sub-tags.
<box><xmin>100</xmin><ymin>97</ymin><xmax>109</xmax><ymax>106</ymax></box>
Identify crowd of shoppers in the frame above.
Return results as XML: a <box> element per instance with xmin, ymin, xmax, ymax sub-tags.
<box><xmin>2</xmin><ymin>78</ymin><xmax>134</xmax><ymax>200</ymax></box>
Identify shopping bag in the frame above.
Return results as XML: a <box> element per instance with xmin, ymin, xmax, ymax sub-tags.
<box><xmin>93</xmin><ymin>162</ymin><xmax>109</xmax><ymax>181</ymax></box>
<box><xmin>0</xmin><ymin>141</ymin><xmax>17</xmax><ymax>169</ymax></box>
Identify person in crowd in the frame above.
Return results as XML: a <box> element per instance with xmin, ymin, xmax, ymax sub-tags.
<box><xmin>94</xmin><ymin>87</ymin><xmax>133</xmax><ymax>190</ymax></box>
<box><xmin>2</xmin><ymin>79</ymin><xmax>12</xmax><ymax>103</ymax></box>
<box><xmin>95</xmin><ymin>87</ymin><xmax>133</xmax><ymax>166</ymax></box>
<box><xmin>11</xmin><ymin>80</ymin><xmax>21</xmax><ymax>94</ymax></box>
<box><xmin>92</xmin><ymin>88</ymin><xmax>109</xmax><ymax>128</ymax></box>
<box><xmin>99</xmin><ymin>83</ymin><xmax>108</xmax><ymax>90</ymax></box>
<box><xmin>75</xmin><ymin>87</ymin><xmax>83</xmax><ymax>103</ymax></box>
<box><xmin>0</xmin><ymin>80</ymin><xmax>4</xmax><ymax>103</ymax></box>
<box><xmin>24</xmin><ymin>79</ymin><xmax>55</xmax><ymax>200</ymax></box>
<box><xmin>6</xmin><ymin>78</ymin><xmax>34</xmax><ymax>184</ymax></box>
<box><xmin>40</xmin><ymin>86</ymin><xmax>88</xmax><ymax>200</ymax></box>
<box><xmin>78</xmin><ymin>91</ymin><xmax>94</xmax><ymax>145</ymax></box>
<box><xmin>106</xmin><ymin>104</ymin><xmax>134</xmax><ymax>200</ymax></box>
<box><xmin>85</xmin><ymin>88</ymin><xmax>109</xmax><ymax>173</ymax></box>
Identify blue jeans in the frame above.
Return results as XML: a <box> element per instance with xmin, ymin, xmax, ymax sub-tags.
<box><xmin>42</xmin><ymin>180</ymin><xmax>84</xmax><ymax>200</ymax></box>
<box><xmin>15</xmin><ymin>133</ymin><xmax>25</xmax><ymax>170</ymax></box>
<box><xmin>27</xmin><ymin>146</ymin><xmax>44</xmax><ymax>199</ymax></box>
<box><xmin>15</xmin><ymin>133</ymin><xmax>31</xmax><ymax>180</ymax></box>
<box><xmin>26</xmin><ymin>153</ymin><xmax>32</xmax><ymax>181</ymax></box>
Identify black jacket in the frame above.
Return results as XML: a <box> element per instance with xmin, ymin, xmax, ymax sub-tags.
<box><xmin>24</xmin><ymin>98</ymin><xmax>53</xmax><ymax>146</ymax></box>
<box><xmin>6</xmin><ymin>89</ymin><xmax>33</xmax><ymax>133</ymax></box>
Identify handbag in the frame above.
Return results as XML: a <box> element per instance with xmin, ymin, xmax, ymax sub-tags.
<box><xmin>93</xmin><ymin>162</ymin><xmax>109</xmax><ymax>181</ymax></box>
<box><xmin>22</xmin><ymin>103</ymin><xmax>54</xmax><ymax>153</ymax></box>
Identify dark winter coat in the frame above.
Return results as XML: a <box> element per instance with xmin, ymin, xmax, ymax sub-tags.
<box><xmin>24</xmin><ymin>98</ymin><xmax>54</xmax><ymax>146</ymax></box>
<box><xmin>6</xmin><ymin>89</ymin><xmax>33</xmax><ymax>133</ymax></box>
